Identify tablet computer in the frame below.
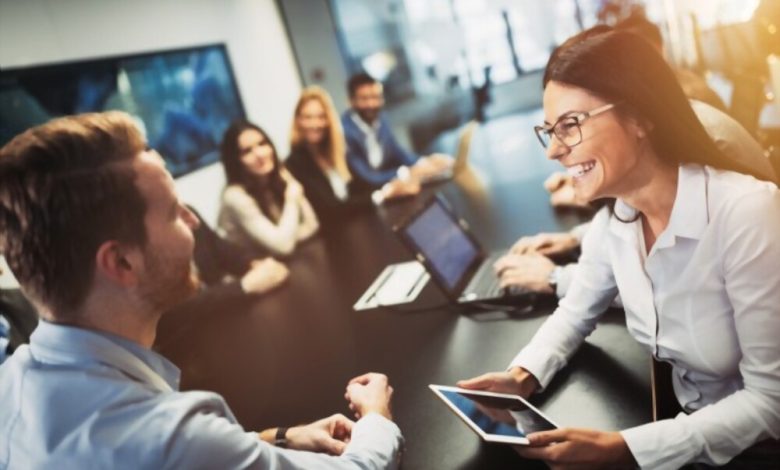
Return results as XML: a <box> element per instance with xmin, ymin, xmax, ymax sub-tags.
<box><xmin>429</xmin><ymin>384</ymin><xmax>559</xmax><ymax>445</ymax></box>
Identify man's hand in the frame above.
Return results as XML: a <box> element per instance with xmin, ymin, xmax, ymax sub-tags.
<box><xmin>382</xmin><ymin>178</ymin><xmax>421</xmax><ymax>200</ymax></box>
<box><xmin>510</xmin><ymin>232</ymin><xmax>579</xmax><ymax>256</ymax></box>
<box><xmin>410</xmin><ymin>154</ymin><xmax>454</xmax><ymax>180</ymax></box>
<box><xmin>456</xmin><ymin>367</ymin><xmax>539</xmax><ymax>398</ymax></box>
<box><xmin>514</xmin><ymin>428</ymin><xmax>636</xmax><ymax>470</ymax></box>
<box><xmin>284</xmin><ymin>414</ymin><xmax>355</xmax><ymax>456</ymax></box>
<box><xmin>240</xmin><ymin>258</ymin><xmax>289</xmax><ymax>294</ymax></box>
<box><xmin>493</xmin><ymin>253</ymin><xmax>555</xmax><ymax>294</ymax></box>
<box><xmin>344</xmin><ymin>372</ymin><xmax>394</xmax><ymax>420</ymax></box>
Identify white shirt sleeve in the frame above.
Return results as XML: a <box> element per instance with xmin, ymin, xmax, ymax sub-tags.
<box><xmin>167</xmin><ymin>409</ymin><xmax>403</xmax><ymax>470</ymax></box>
<box><xmin>509</xmin><ymin>208</ymin><xmax>618</xmax><ymax>388</ymax></box>
<box><xmin>620</xmin><ymin>188</ymin><xmax>780</xmax><ymax>469</ymax></box>
<box><xmin>221</xmin><ymin>186</ymin><xmax>301</xmax><ymax>256</ymax></box>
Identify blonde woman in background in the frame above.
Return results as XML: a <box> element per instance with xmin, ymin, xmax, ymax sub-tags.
<box><xmin>285</xmin><ymin>86</ymin><xmax>417</xmax><ymax>226</ymax></box>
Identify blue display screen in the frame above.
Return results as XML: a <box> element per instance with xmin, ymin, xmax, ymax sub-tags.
<box><xmin>439</xmin><ymin>389</ymin><xmax>556</xmax><ymax>438</ymax></box>
<box><xmin>403</xmin><ymin>201</ymin><xmax>479</xmax><ymax>291</ymax></box>
<box><xmin>1</xmin><ymin>45</ymin><xmax>245</xmax><ymax>177</ymax></box>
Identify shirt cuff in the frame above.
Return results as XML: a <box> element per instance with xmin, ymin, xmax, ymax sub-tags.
<box><xmin>396</xmin><ymin>166</ymin><xmax>412</xmax><ymax>182</ymax></box>
<box><xmin>620</xmin><ymin>416</ymin><xmax>702</xmax><ymax>469</ymax></box>
<box><xmin>346</xmin><ymin>413</ymin><xmax>404</xmax><ymax>469</ymax></box>
<box><xmin>371</xmin><ymin>189</ymin><xmax>386</xmax><ymax>205</ymax></box>
<box><xmin>555</xmin><ymin>264</ymin><xmax>577</xmax><ymax>299</ymax></box>
<box><xmin>508</xmin><ymin>347</ymin><xmax>565</xmax><ymax>391</ymax></box>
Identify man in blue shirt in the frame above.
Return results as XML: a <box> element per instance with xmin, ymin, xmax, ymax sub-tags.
<box><xmin>0</xmin><ymin>111</ymin><xmax>403</xmax><ymax>469</ymax></box>
<box><xmin>341</xmin><ymin>73</ymin><xmax>452</xmax><ymax>188</ymax></box>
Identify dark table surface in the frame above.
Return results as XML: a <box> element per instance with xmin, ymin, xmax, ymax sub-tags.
<box><xmin>156</xmin><ymin>113</ymin><xmax>652</xmax><ymax>469</ymax></box>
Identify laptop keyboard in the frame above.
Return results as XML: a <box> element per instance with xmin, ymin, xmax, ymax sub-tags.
<box><xmin>467</xmin><ymin>256</ymin><xmax>504</xmax><ymax>299</ymax></box>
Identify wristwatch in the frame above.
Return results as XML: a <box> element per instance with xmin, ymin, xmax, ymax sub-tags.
<box><xmin>274</xmin><ymin>427</ymin><xmax>289</xmax><ymax>448</ymax></box>
<box><xmin>547</xmin><ymin>266</ymin><xmax>563</xmax><ymax>292</ymax></box>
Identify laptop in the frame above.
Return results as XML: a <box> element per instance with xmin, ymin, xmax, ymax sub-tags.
<box><xmin>394</xmin><ymin>196</ymin><xmax>531</xmax><ymax>305</ymax></box>
<box><xmin>420</xmin><ymin>120</ymin><xmax>478</xmax><ymax>184</ymax></box>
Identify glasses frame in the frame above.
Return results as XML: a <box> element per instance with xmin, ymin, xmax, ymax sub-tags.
<box><xmin>534</xmin><ymin>102</ymin><xmax>617</xmax><ymax>149</ymax></box>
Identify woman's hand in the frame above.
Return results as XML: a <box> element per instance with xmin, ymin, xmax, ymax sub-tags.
<box><xmin>457</xmin><ymin>367</ymin><xmax>539</xmax><ymax>398</ymax></box>
<box><xmin>493</xmin><ymin>253</ymin><xmax>555</xmax><ymax>294</ymax></box>
<box><xmin>514</xmin><ymin>428</ymin><xmax>636</xmax><ymax>470</ymax></box>
<box><xmin>240</xmin><ymin>258</ymin><xmax>290</xmax><ymax>294</ymax></box>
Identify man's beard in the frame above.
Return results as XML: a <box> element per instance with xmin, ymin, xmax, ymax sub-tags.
<box><xmin>138</xmin><ymin>250</ymin><xmax>200</xmax><ymax>314</ymax></box>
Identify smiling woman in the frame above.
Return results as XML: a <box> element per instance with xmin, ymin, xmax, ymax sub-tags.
<box><xmin>459</xmin><ymin>27</ymin><xmax>780</xmax><ymax>470</ymax></box>
<box><xmin>217</xmin><ymin>120</ymin><xmax>319</xmax><ymax>256</ymax></box>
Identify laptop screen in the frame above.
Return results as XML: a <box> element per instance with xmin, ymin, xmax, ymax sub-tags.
<box><xmin>402</xmin><ymin>199</ymin><xmax>481</xmax><ymax>291</ymax></box>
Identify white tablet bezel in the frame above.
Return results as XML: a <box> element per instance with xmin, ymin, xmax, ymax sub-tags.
<box><xmin>429</xmin><ymin>384</ymin><xmax>559</xmax><ymax>445</ymax></box>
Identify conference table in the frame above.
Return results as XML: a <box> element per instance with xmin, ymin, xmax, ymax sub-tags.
<box><xmin>156</xmin><ymin>112</ymin><xmax>652</xmax><ymax>469</ymax></box>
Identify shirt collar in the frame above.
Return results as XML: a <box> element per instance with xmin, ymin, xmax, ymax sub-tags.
<box><xmin>665</xmin><ymin>164</ymin><xmax>709</xmax><ymax>241</ymax></box>
<box><xmin>350</xmin><ymin>111</ymin><xmax>380</xmax><ymax>134</ymax></box>
<box><xmin>609</xmin><ymin>164</ymin><xmax>709</xmax><ymax>243</ymax></box>
<box><xmin>29</xmin><ymin>320</ymin><xmax>180</xmax><ymax>392</ymax></box>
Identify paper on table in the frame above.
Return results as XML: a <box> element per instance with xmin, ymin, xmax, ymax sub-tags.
<box><xmin>353</xmin><ymin>261</ymin><xmax>430</xmax><ymax>311</ymax></box>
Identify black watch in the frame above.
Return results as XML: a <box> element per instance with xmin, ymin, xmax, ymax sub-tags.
<box><xmin>274</xmin><ymin>427</ymin><xmax>289</xmax><ymax>448</ymax></box>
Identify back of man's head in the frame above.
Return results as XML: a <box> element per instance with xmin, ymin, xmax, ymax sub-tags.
<box><xmin>347</xmin><ymin>72</ymin><xmax>379</xmax><ymax>98</ymax></box>
<box><xmin>0</xmin><ymin>112</ymin><xmax>148</xmax><ymax>319</ymax></box>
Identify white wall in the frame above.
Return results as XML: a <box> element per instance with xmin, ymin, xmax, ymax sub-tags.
<box><xmin>0</xmin><ymin>0</ymin><xmax>302</xmax><ymax>225</ymax></box>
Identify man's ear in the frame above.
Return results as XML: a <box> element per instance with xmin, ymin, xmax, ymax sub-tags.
<box><xmin>94</xmin><ymin>240</ymin><xmax>143</xmax><ymax>287</ymax></box>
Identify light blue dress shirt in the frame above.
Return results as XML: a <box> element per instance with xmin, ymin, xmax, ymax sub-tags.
<box><xmin>0</xmin><ymin>321</ymin><xmax>402</xmax><ymax>469</ymax></box>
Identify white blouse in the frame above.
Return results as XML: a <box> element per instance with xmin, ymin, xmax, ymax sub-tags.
<box><xmin>218</xmin><ymin>184</ymin><xmax>319</xmax><ymax>256</ymax></box>
<box><xmin>511</xmin><ymin>164</ymin><xmax>780</xmax><ymax>469</ymax></box>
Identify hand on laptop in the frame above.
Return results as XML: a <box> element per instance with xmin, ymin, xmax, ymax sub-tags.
<box><xmin>284</xmin><ymin>414</ymin><xmax>355</xmax><ymax>456</ymax></box>
<box><xmin>456</xmin><ymin>367</ymin><xmax>539</xmax><ymax>399</ymax></box>
<box><xmin>494</xmin><ymin>253</ymin><xmax>555</xmax><ymax>294</ymax></box>
<box><xmin>510</xmin><ymin>232</ymin><xmax>579</xmax><ymax>256</ymax></box>
<box><xmin>344</xmin><ymin>372</ymin><xmax>394</xmax><ymax>420</ymax></box>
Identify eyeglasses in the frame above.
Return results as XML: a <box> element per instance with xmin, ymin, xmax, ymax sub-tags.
<box><xmin>534</xmin><ymin>103</ymin><xmax>617</xmax><ymax>149</ymax></box>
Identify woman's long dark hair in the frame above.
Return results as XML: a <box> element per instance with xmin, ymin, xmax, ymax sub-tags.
<box><xmin>220</xmin><ymin>121</ymin><xmax>287</xmax><ymax>222</ymax></box>
<box><xmin>545</xmin><ymin>28</ymin><xmax>769</xmax><ymax>178</ymax></box>
<box><xmin>543</xmin><ymin>28</ymin><xmax>775</xmax><ymax>221</ymax></box>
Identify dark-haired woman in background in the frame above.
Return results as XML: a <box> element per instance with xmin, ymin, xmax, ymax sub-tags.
<box><xmin>218</xmin><ymin>121</ymin><xmax>318</xmax><ymax>256</ymax></box>
<box><xmin>460</xmin><ymin>29</ymin><xmax>780</xmax><ymax>469</ymax></box>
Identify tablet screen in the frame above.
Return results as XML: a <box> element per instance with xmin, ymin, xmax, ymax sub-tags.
<box><xmin>433</xmin><ymin>386</ymin><xmax>557</xmax><ymax>442</ymax></box>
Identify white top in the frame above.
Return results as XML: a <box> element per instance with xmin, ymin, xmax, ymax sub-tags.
<box><xmin>324</xmin><ymin>167</ymin><xmax>350</xmax><ymax>201</ymax></box>
<box><xmin>511</xmin><ymin>164</ymin><xmax>780</xmax><ymax>469</ymax></box>
<box><xmin>351</xmin><ymin>112</ymin><xmax>384</xmax><ymax>169</ymax></box>
<box><xmin>218</xmin><ymin>185</ymin><xmax>319</xmax><ymax>256</ymax></box>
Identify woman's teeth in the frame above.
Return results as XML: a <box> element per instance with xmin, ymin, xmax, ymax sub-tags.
<box><xmin>567</xmin><ymin>161</ymin><xmax>595</xmax><ymax>178</ymax></box>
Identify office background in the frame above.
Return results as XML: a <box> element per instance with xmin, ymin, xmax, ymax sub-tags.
<box><xmin>3</xmin><ymin>0</ymin><xmax>774</xmax><ymax>226</ymax></box>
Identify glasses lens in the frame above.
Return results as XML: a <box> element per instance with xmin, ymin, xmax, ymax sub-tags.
<box><xmin>555</xmin><ymin>117</ymin><xmax>582</xmax><ymax>147</ymax></box>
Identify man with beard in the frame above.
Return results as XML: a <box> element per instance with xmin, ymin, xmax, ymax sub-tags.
<box><xmin>0</xmin><ymin>111</ymin><xmax>402</xmax><ymax>469</ymax></box>
<box><xmin>341</xmin><ymin>72</ymin><xmax>452</xmax><ymax>188</ymax></box>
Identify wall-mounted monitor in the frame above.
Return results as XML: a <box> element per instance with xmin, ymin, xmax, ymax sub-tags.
<box><xmin>0</xmin><ymin>44</ymin><xmax>245</xmax><ymax>177</ymax></box>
